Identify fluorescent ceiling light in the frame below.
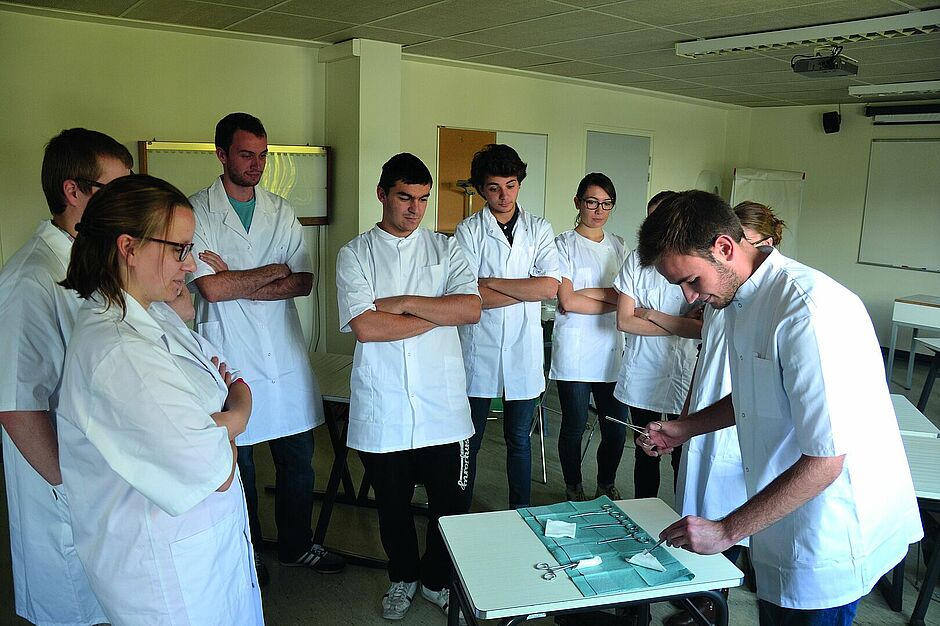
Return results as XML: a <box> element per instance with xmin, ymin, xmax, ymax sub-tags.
<box><xmin>849</xmin><ymin>81</ymin><xmax>940</xmax><ymax>97</ymax></box>
<box><xmin>676</xmin><ymin>9</ymin><xmax>940</xmax><ymax>58</ymax></box>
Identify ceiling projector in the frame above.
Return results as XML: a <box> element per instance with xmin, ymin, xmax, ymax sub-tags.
<box><xmin>792</xmin><ymin>53</ymin><xmax>859</xmax><ymax>77</ymax></box>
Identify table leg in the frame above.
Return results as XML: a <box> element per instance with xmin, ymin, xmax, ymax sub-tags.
<box><xmin>450</xmin><ymin>576</ymin><xmax>477</xmax><ymax>626</ymax></box>
<box><xmin>911</xmin><ymin>509</ymin><xmax>940</xmax><ymax>626</ymax></box>
<box><xmin>875</xmin><ymin>557</ymin><xmax>905</xmax><ymax>612</ymax></box>
<box><xmin>887</xmin><ymin>323</ymin><xmax>900</xmax><ymax>385</ymax></box>
<box><xmin>916</xmin><ymin>352</ymin><xmax>938</xmax><ymax>413</ymax></box>
<box><xmin>907</xmin><ymin>328</ymin><xmax>920</xmax><ymax>391</ymax></box>
<box><xmin>685</xmin><ymin>589</ymin><xmax>728</xmax><ymax>626</ymax></box>
<box><xmin>313</xmin><ymin>403</ymin><xmax>351</xmax><ymax>546</ymax></box>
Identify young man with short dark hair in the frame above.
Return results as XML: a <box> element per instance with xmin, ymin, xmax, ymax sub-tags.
<box><xmin>188</xmin><ymin>112</ymin><xmax>344</xmax><ymax>583</ymax></box>
<box><xmin>0</xmin><ymin>128</ymin><xmax>132</xmax><ymax>626</ymax></box>
<box><xmin>639</xmin><ymin>190</ymin><xmax>922</xmax><ymax>625</ymax></box>
<box><xmin>455</xmin><ymin>143</ymin><xmax>560</xmax><ymax>510</ymax></box>
<box><xmin>337</xmin><ymin>153</ymin><xmax>481</xmax><ymax>621</ymax></box>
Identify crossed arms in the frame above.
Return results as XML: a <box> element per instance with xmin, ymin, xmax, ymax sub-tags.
<box><xmin>193</xmin><ymin>250</ymin><xmax>313</xmax><ymax>303</ymax></box>
<box><xmin>349</xmin><ymin>294</ymin><xmax>482</xmax><ymax>343</ymax></box>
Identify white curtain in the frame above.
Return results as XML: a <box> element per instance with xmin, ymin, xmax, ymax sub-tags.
<box><xmin>730</xmin><ymin>168</ymin><xmax>805</xmax><ymax>259</ymax></box>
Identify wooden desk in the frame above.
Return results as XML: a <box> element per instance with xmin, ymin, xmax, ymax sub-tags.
<box><xmin>915</xmin><ymin>338</ymin><xmax>940</xmax><ymax>414</ymax></box>
<box><xmin>892</xmin><ymin>394</ymin><xmax>939</xmax><ymax>438</ymax></box>
<box><xmin>886</xmin><ymin>294</ymin><xmax>940</xmax><ymax>390</ymax></box>
<box><xmin>439</xmin><ymin>498</ymin><xmax>742</xmax><ymax>626</ymax></box>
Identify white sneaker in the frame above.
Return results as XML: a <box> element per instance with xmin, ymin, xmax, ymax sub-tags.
<box><xmin>421</xmin><ymin>585</ymin><xmax>467</xmax><ymax>625</ymax></box>
<box><xmin>382</xmin><ymin>580</ymin><xmax>418</xmax><ymax>620</ymax></box>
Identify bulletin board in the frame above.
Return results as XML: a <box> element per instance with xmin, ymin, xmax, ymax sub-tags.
<box><xmin>858</xmin><ymin>139</ymin><xmax>940</xmax><ymax>273</ymax></box>
<box><xmin>138</xmin><ymin>141</ymin><xmax>331</xmax><ymax>226</ymax></box>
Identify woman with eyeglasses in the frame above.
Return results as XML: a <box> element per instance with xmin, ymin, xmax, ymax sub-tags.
<box><xmin>57</xmin><ymin>175</ymin><xmax>263</xmax><ymax>625</ymax></box>
<box><xmin>662</xmin><ymin>200</ymin><xmax>785</xmax><ymax>626</ymax></box>
<box><xmin>550</xmin><ymin>173</ymin><xmax>630</xmax><ymax>501</ymax></box>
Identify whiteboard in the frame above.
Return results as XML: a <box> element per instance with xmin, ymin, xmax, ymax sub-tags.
<box><xmin>139</xmin><ymin>142</ymin><xmax>330</xmax><ymax>225</ymax></box>
<box><xmin>858</xmin><ymin>139</ymin><xmax>940</xmax><ymax>273</ymax></box>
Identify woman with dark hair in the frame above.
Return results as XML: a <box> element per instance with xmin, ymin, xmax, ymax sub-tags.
<box><xmin>550</xmin><ymin>173</ymin><xmax>629</xmax><ymax>501</ymax></box>
<box><xmin>57</xmin><ymin>175</ymin><xmax>263</xmax><ymax>624</ymax></box>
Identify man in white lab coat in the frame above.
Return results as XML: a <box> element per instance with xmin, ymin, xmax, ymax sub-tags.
<box><xmin>337</xmin><ymin>153</ymin><xmax>480</xmax><ymax>621</ymax></box>
<box><xmin>188</xmin><ymin>113</ymin><xmax>343</xmax><ymax>583</ymax></box>
<box><xmin>455</xmin><ymin>143</ymin><xmax>560</xmax><ymax>510</ymax></box>
<box><xmin>638</xmin><ymin>190</ymin><xmax>922</xmax><ymax>625</ymax></box>
<box><xmin>0</xmin><ymin>128</ymin><xmax>132</xmax><ymax>626</ymax></box>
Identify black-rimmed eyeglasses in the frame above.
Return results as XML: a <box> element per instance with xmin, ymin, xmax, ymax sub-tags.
<box><xmin>144</xmin><ymin>237</ymin><xmax>194</xmax><ymax>262</ymax></box>
<box><xmin>72</xmin><ymin>177</ymin><xmax>107</xmax><ymax>190</ymax></box>
<box><xmin>579</xmin><ymin>197</ymin><xmax>615</xmax><ymax>211</ymax></box>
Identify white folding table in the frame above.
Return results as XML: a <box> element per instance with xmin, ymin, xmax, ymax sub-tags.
<box><xmin>892</xmin><ymin>394</ymin><xmax>940</xmax><ymax>438</ymax></box>
<box><xmin>439</xmin><ymin>498</ymin><xmax>742</xmax><ymax>626</ymax></box>
<box><xmin>886</xmin><ymin>295</ymin><xmax>940</xmax><ymax>390</ymax></box>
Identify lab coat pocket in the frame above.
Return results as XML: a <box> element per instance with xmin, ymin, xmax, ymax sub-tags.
<box><xmin>751</xmin><ymin>357</ymin><xmax>785</xmax><ymax>419</ymax></box>
<box><xmin>170</xmin><ymin>511</ymin><xmax>249</xmax><ymax>624</ymax></box>
<box><xmin>443</xmin><ymin>356</ymin><xmax>467</xmax><ymax>411</ymax></box>
<box><xmin>350</xmin><ymin>364</ymin><xmax>375</xmax><ymax>423</ymax></box>
<box><xmin>552</xmin><ymin>327</ymin><xmax>582</xmax><ymax>373</ymax></box>
<box><xmin>416</xmin><ymin>264</ymin><xmax>444</xmax><ymax>297</ymax></box>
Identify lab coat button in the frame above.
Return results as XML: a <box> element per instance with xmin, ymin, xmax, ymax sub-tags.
<box><xmin>745</xmin><ymin>467</ymin><xmax>750</xmax><ymax>472</ymax></box>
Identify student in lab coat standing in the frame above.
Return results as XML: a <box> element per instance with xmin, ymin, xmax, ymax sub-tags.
<box><xmin>0</xmin><ymin>129</ymin><xmax>131</xmax><ymax>626</ymax></box>
<box><xmin>613</xmin><ymin>191</ymin><xmax>701</xmax><ymax>500</ymax></box>
<box><xmin>188</xmin><ymin>113</ymin><xmax>343</xmax><ymax>582</ymax></box>
<box><xmin>455</xmin><ymin>144</ymin><xmax>560</xmax><ymax>510</ymax></box>
<box><xmin>337</xmin><ymin>154</ymin><xmax>480</xmax><ymax>621</ymax></box>
<box><xmin>639</xmin><ymin>191</ymin><xmax>922</xmax><ymax>625</ymax></box>
<box><xmin>550</xmin><ymin>173</ymin><xmax>629</xmax><ymax>502</ymax></box>
<box><xmin>57</xmin><ymin>175</ymin><xmax>263</xmax><ymax>625</ymax></box>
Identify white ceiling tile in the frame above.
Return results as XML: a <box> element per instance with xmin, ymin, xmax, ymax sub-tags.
<box><xmin>403</xmin><ymin>39</ymin><xmax>507</xmax><ymax>59</ymax></box>
<box><xmin>231</xmin><ymin>12</ymin><xmax>354</xmax><ymax>39</ymax></box>
<box><xmin>673</xmin><ymin>0</ymin><xmax>910</xmax><ymax>39</ymax></box>
<box><xmin>651</xmin><ymin>55</ymin><xmax>790</xmax><ymax>79</ymax></box>
<box><xmin>528</xmin><ymin>27</ymin><xmax>680</xmax><ymax>59</ymax></box>
<box><xmin>276</xmin><ymin>0</ymin><xmax>435</xmax><ymax>23</ymax></box>
<box><xmin>125</xmin><ymin>0</ymin><xmax>255</xmax><ymax>29</ymax></box>
<box><xmin>317</xmin><ymin>25</ymin><xmax>431</xmax><ymax>45</ymax></box>
<box><xmin>527</xmin><ymin>60</ymin><xmax>618</xmax><ymax>76</ymax></box>
<box><xmin>456</xmin><ymin>10</ymin><xmax>642</xmax><ymax>48</ymax></box>
<box><xmin>11</xmin><ymin>0</ymin><xmax>140</xmax><ymax>15</ymax></box>
<box><xmin>595</xmin><ymin>0</ymin><xmax>814</xmax><ymax>27</ymax></box>
<box><xmin>464</xmin><ymin>50</ymin><xmax>567</xmax><ymax>68</ymax></box>
<box><xmin>371</xmin><ymin>0</ymin><xmax>570</xmax><ymax>37</ymax></box>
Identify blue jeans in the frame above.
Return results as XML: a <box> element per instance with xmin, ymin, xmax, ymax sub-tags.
<box><xmin>237</xmin><ymin>429</ymin><xmax>315</xmax><ymax>562</ymax></box>
<box><xmin>556</xmin><ymin>381</ymin><xmax>627</xmax><ymax>488</ymax></box>
<box><xmin>466</xmin><ymin>396</ymin><xmax>539</xmax><ymax>509</ymax></box>
<box><xmin>757</xmin><ymin>599</ymin><xmax>859</xmax><ymax>626</ymax></box>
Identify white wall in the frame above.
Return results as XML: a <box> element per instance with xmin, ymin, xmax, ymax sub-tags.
<box><xmin>742</xmin><ymin>104</ymin><xmax>940</xmax><ymax>345</ymax></box>
<box><xmin>399</xmin><ymin>58</ymin><xmax>742</xmax><ymax>239</ymax></box>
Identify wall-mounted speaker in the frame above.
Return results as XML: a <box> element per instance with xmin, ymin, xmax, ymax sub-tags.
<box><xmin>823</xmin><ymin>111</ymin><xmax>841</xmax><ymax>134</ymax></box>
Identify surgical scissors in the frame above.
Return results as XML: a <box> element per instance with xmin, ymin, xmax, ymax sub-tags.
<box><xmin>534</xmin><ymin>556</ymin><xmax>602</xmax><ymax>580</ymax></box>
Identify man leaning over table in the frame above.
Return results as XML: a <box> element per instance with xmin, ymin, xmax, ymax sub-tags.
<box><xmin>337</xmin><ymin>153</ymin><xmax>481</xmax><ymax>622</ymax></box>
<box><xmin>637</xmin><ymin>190</ymin><xmax>922</xmax><ymax>626</ymax></box>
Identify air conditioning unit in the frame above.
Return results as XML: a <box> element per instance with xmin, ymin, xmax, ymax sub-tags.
<box><xmin>864</xmin><ymin>103</ymin><xmax>940</xmax><ymax>125</ymax></box>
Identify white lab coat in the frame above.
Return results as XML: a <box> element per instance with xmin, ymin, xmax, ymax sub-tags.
<box><xmin>57</xmin><ymin>295</ymin><xmax>263</xmax><ymax>625</ymax></box>
<box><xmin>612</xmin><ymin>250</ymin><xmax>698</xmax><ymax>413</ymax></box>
<box><xmin>674</xmin><ymin>306</ymin><xmax>748</xmax><ymax>545</ymax></box>
<box><xmin>189</xmin><ymin>177</ymin><xmax>322</xmax><ymax>445</ymax></box>
<box><xmin>549</xmin><ymin>229</ymin><xmax>626</xmax><ymax>383</ymax></box>
<box><xmin>455</xmin><ymin>207</ymin><xmax>560</xmax><ymax>400</ymax></box>
<box><xmin>336</xmin><ymin>226</ymin><xmax>478</xmax><ymax>453</ymax></box>
<box><xmin>726</xmin><ymin>249</ymin><xmax>922</xmax><ymax>609</ymax></box>
<box><xmin>0</xmin><ymin>220</ymin><xmax>107</xmax><ymax>626</ymax></box>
